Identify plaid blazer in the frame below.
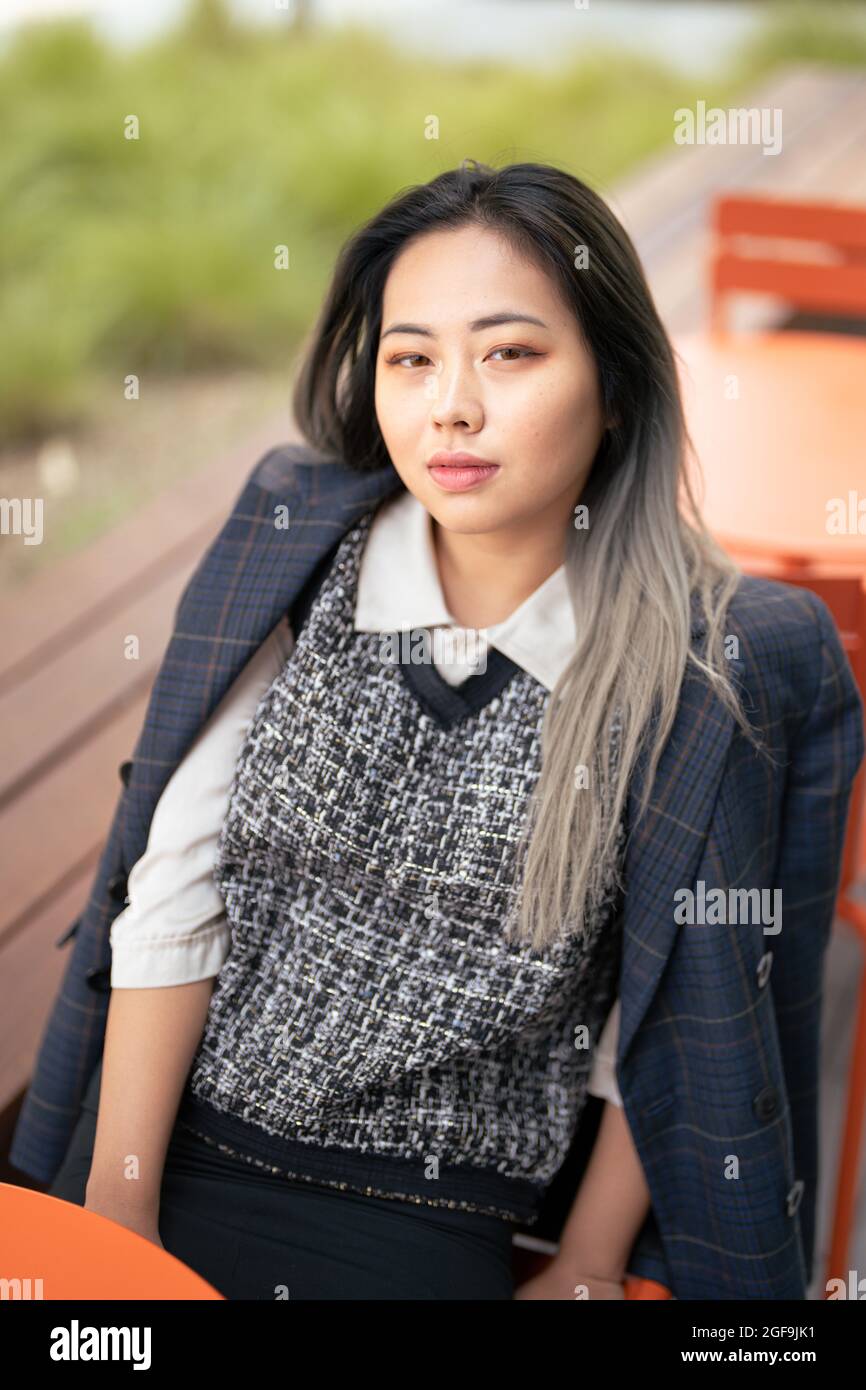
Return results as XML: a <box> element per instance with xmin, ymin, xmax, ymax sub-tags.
<box><xmin>10</xmin><ymin>443</ymin><xmax>865</xmax><ymax>1300</ymax></box>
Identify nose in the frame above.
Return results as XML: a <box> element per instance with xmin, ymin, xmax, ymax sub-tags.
<box><xmin>427</xmin><ymin>360</ymin><xmax>483</xmax><ymax>431</ymax></box>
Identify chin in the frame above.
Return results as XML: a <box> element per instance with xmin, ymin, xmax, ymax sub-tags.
<box><xmin>427</xmin><ymin>496</ymin><xmax>513</xmax><ymax>535</ymax></box>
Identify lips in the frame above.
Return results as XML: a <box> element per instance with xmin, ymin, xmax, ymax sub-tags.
<box><xmin>427</xmin><ymin>462</ymin><xmax>500</xmax><ymax>492</ymax></box>
<box><xmin>427</xmin><ymin>451</ymin><xmax>498</xmax><ymax>470</ymax></box>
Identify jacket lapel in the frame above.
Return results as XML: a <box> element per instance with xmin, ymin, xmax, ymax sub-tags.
<box><xmin>122</xmin><ymin>452</ymin><xmax>404</xmax><ymax>870</ymax></box>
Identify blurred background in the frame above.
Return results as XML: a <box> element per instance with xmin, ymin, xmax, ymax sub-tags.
<box><xmin>1</xmin><ymin>0</ymin><xmax>865</xmax><ymax>1301</ymax></box>
<box><xmin>2</xmin><ymin>0</ymin><xmax>866</xmax><ymax>582</ymax></box>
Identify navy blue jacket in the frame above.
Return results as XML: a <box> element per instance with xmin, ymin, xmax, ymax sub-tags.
<box><xmin>10</xmin><ymin>443</ymin><xmax>865</xmax><ymax>1299</ymax></box>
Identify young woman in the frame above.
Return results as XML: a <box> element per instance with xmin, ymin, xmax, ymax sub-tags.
<box><xmin>20</xmin><ymin>159</ymin><xmax>863</xmax><ymax>1301</ymax></box>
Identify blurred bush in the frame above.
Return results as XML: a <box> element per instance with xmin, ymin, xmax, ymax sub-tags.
<box><xmin>0</xmin><ymin>0</ymin><xmax>864</xmax><ymax>444</ymax></box>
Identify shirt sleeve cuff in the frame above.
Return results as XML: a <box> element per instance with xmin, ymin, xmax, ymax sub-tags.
<box><xmin>109</xmin><ymin>916</ymin><xmax>230</xmax><ymax>988</ymax></box>
<box><xmin>586</xmin><ymin>1057</ymin><xmax>624</xmax><ymax>1107</ymax></box>
<box><xmin>586</xmin><ymin>997</ymin><xmax>624</xmax><ymax>1107</ymax></box>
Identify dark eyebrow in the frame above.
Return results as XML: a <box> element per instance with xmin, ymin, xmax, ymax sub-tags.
<box><xmin>380</xmin><ymin>311</ymin><xmax>549</xmax><ymax>339</ymax></box>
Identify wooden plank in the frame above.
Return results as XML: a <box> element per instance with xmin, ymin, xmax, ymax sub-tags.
<box><xmin>0</xmin><ymin>700</ymin><xmax>148</xmax><ymax>945</ymax></box>
<box><xmin>0</xmin><ymin>413</ymin><xmax>294</xmax><ymax>679</ymax></box>
<box><xmin>615</xmin><ymin>67</ymin><xmax>866</xmax><ymax>331</ymax></box>
<box><xmin>0</xmin><ymin>868</ymin><xmax>101</xmax><ymax>1116</ymax></box>
<box><xmin>0</xmin><ymin>413</ymin><xmax>299</xmax><ymax>840</ymax></box>
<box><xmin>0</xmin><ymin>558</ymin><xmax>197</xmax><ymax>807</ymax></box>
<box><xmin>607</xmin><ymin>67</ymin><xmax>861</xmax><ymax>257</ymax></box>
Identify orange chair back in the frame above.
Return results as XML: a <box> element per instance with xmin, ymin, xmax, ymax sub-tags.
<box><xmin>730</xmin><ymin>558</ymin><xmax>866</xmax><ymax>896</ymax></box>
<box><xmin>785</xmin><ymin>570</ymin><xmax>866</xmax><ymax>897</ymax></box>
<box><xmin>709</xmin><ymin>194</ymin><xmax>866</xmax><ymax>333</ymax></box>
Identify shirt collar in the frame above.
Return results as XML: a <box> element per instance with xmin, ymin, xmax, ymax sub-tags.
<box><xmin>353</xmin><ymin>487</ymin><xmax>578</xmax><ymax>693</ymax></box>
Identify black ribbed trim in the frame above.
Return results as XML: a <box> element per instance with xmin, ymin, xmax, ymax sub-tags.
<box><xmin>175</xmin><ymin>1094</ymin><xmax>543</xmax><ymax>1224</ymax></box>
<box><xmin>395</xmin><ymin>634</ymin><xmax>522</xmax><ymax>729</ymax></box>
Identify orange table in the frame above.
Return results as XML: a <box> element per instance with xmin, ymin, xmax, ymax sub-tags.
<box><xmin>674</xmin><ymin>330</ymin><xmax>866</xmax><ymax>570</ymax></box>
<box><xmin>0</xmin><ymin>1182</ymin><xmax>224</xmax><ymax>1299</ymax></box>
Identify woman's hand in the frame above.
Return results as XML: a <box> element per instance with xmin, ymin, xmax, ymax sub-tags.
<box><xmin>513</xmin><ymin>1256</ymin><xmax>625</xmax><ymax>1300</ymax></box>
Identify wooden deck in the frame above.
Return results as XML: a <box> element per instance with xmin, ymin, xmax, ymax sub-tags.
<box><xmin>608</xmin><ymin>64</ymin><xmax>866</xmax><ymax>335</ymax></box>
<box><xmin>2</xmin><ymin>60</ymin><xmax>864</xmax><ymax>1295</ymax></box>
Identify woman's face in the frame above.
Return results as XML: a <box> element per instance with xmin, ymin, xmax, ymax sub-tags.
<box><xmin>374</xmin><ymin>222</ymin><xmax>608</xmax><ymax>539</ymax></box>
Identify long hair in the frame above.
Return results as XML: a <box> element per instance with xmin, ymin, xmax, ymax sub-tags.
<box><xmin>292</xmin><ymin>158</ymin><xmax>772</xmax><ymax>951</ymax></box>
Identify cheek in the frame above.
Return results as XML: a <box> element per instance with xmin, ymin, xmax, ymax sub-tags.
<box><xmin>507</xmin><ymin>384</ymin><xmax>602</xmax><ymax>491</ymax></box>
<box><xmin>529</xmin><ymin>374</ymin><xmax>602</xmax><ymax>444</ymax></box>
<box><xmin>374</xmin><ymin>376</ymin><xmax>400</xmax><ymax>447</ymax></box>
<box><xmin>377</xmin><ymin>375</ymin><xmax>428</xmax><ymax>445</ymax></box>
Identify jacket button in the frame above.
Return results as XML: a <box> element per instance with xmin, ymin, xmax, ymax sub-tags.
<box><xmin>55</xmin><ymin>917</ymin><xmax>81</xmax><ymax>948</ymax></box>
<box><xmin>85</xmin><ymin>965</ymin><xmax>112</xmax><ymax>993</ymax></box>
<box><xmin>118</xmin><ymin>759</ymin><xmax>133</xmax><ymax>787</ymax></box>
<box><xmin>786</xmin><ymin>1178</ymin><xmax>805</xmax><ymax>1217</ymax></box>
<box><xmin>107</xmin><ymin>872</ymin><xmax>128</xmax><ymax>903</ymax></box>
<box><xmin>756</xmin><ymin>951</ymin><xmax>773</xmax><ymax>988</ymax></box>
<box><xmin>753</xmin><ymin>1085</ymin><xmax>780</xmax><ymax>1121</ymax></box>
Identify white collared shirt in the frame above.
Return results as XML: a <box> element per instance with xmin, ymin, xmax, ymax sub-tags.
<box><xmin>109</xmin><ymin>487</ymin><xmax>622</xmax><ymax>1105</ymax></box>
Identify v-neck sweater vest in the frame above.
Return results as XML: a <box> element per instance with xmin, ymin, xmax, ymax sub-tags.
<box><xmin>175</xmin><ymin>510</ymin><xmax>626</xmax><ymax>1224</ymax></box>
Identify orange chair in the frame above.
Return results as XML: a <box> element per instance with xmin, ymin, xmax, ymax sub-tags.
<box><xmin>624</xmin><ymin>1275</ymin><xmax>672</xmax><ymax>1300</ymax></box>
<box><xmin>719</xmin><ymin>556</ymin><xmax>866</xmax><ymax>1293</ymax></box>
<box><xmin>0</xmin><ymin>1182</ymin><xmax>224</xmax><ymax>1299</ymax></box>
<box><xmin>708</xmin><ymin>193</ymin><xmax>866</xmax><ymax>333</ymax></box>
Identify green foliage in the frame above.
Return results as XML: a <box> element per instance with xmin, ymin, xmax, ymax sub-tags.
<box><xmin>0</xmin><ymin>0</ymin><xmax>864</xmax><ymax>442</ymax></box>
<box><xmin>737</xmin><ymin>0</ymin><xmax>866</xmax><ymax>79</ymax></box>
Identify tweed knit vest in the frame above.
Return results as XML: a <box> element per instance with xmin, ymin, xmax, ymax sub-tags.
<box><xmin>175</xmin><ymin>507</ymin><xmax>626</xmax><ymax>1223</ymax></box>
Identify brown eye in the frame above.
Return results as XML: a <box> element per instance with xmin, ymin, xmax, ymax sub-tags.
<box><xmin>390</xmin><ymin>354</ymin><xmax>429</xmax><ymax>368</ymax></box>
<box><xmin>488</xmin><ymin>347</ymin><xmax>537</xmax><ymax>362</ymax></box>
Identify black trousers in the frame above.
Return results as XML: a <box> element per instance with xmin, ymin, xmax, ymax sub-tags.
<box><xmin>47</xmin><ymin>1060</ymin><xmax>516</xmax><ymax>1300</ymax></box>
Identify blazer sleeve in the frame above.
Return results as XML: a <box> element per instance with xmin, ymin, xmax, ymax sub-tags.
<box><xmin>109</xmin><ymin>618</ymin><xmax>295</xmax><ymax>987</ymax></box>
<box><xmin>623</xmin><ymin>590</ymin><xmax>865</xmax><ymax>1295</ymax></box>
